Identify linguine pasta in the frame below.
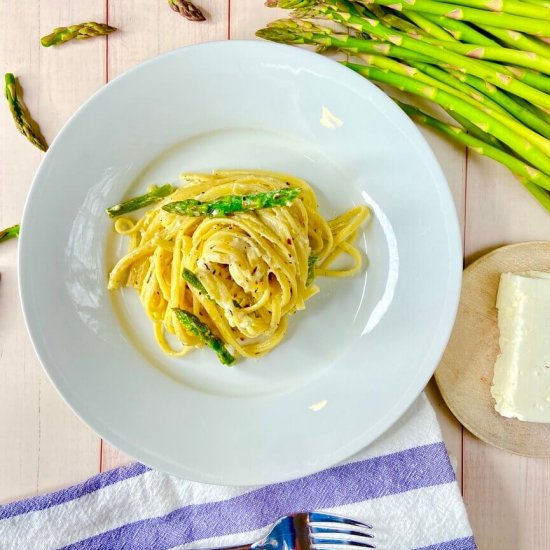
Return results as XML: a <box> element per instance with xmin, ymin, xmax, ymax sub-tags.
<box><xmin>108</xmin><ymin>170</ymin><xmax>370</xmax><ymax>363</ymax></box>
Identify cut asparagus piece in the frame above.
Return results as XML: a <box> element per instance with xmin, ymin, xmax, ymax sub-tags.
<box><xmin>106</xmin><ymin>184</ymin><xmax>175</xmax><ymax>218</ymax></box>
<box><xmin>167</xmin><ymin>0</ymin><xmax>206</xmax><ymax>21</ymax></box>
<box><xmin>41</xmin><ymin>22</ymin><xmax>117</xmax><ymax>47</ymax></box>
<box><xmin>307</xmin><ymin>254</ymin><xmax>318</xmax><ymax>286</ymax></box>
<box><xmin>172</xmin><ymin>308</ymin><xmax>235</xmax><ymax>365</ymax></box>
<box><xmin>4</xmin><ymin>73</ymin><xmax>48</xmax><ymax>152</ymax></box>
<box><xmin>182</xmin><ymin>268</ymin><xmax>210</xmax><ymax>297</ymax></box>
<box><xmin>0</xmin><ymin>225</ymin><xmax>20</xmax><ymax>244</ymax></box>
<box><xmin>163</xmin><ymin>187</ymin><xmax>302</xmax><ymax>217</ymax></box>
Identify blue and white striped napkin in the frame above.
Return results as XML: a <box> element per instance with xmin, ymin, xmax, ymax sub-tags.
<box><xmin>0</xmin><ymin>394</ymin><xmax>475</xmax><ymax>550</ymax></box>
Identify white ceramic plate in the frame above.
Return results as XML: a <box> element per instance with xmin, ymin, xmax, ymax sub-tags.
<box><xmin>19</xmin><ymin>41</ymin><xmax>461</xmax><ymax>486</ymax></box>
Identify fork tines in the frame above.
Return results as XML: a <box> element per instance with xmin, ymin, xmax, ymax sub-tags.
<box><xmin>307</xmin><ymin>512</ymin><xmax>375</xmax><ymax>549</ymax></box>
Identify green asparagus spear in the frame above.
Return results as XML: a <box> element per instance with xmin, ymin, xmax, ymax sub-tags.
<box><xmin>260</xmin><ymin>20</ymin><xmax>550</xmax><ymax>154</ymax></box>
<box><xmin>397</xmin><ymin>101</ymin><xmax>550</xmax><ymax>204</ymax></box>
<box><xmin>288</xmin><ymin>2</ymin><xmax>550</xmax><ymax>108</ymax></box>
<box><xmin>106</xmin><ymin>184</ymin><xmax>175</xmax><ymax>218</ymax></box>
<box><xmin>167</xmin><ymin>0</ymin><xmax>206</xmax><ymax>21</ymax></box>
<box><xmin>4</xmin><ymin>74</ymin><xmax>48</xmax><ymax>152</ymax></box>
<box><xmin>419</xmin><ymin>13</ymin><xmax>499</xmax><ymax>44</ymax></box>
<box><xmin>0</xmin><ymin>225</ymin><xmax>20</xmax><ymax>244</ymax></box>
<box><xmin>163</xmin><ymin>187</ymin><xmax>302</xmax><ymax>217</ymax></box>
<box><xmin>363</xmin><ymin>0</ymin><xmax>550</xmax><ymax>36</ymax></box>
<box><xmin>345</xmin><ymin>61</ymin><xmax>550</xmax><ymax>176</ymax></box>
<box><xmin>182</xmin><ymin>268</ymin><xmax>210</xmax><ymax>297</ymax></box>
<box><xmin>447</xmin><ymin>111</ymin><xmax>506</xmax><ymax>150</ymax></box>
<box><xmin>417</xmin><ymin>0</ymin><xmax>550</xmax><ymax>20</ymax></box>
<box><xmin>522</xmin><ymin>0</ymin><xmax>550</xmax><ymax>7</ymax></box>
<box><xmin>404</xmin><ymin>11</ymin><xmax>456</xmax><ymax>40</ymax></box>
<box><xmin>172</xmin><ymin>308</ymin><xmax>235</xmax><ymax>365</ymax></box>
<box><xmin>306</xmin><ymin>254</ymin><xmax>318</xmax><ymax>286</ymax></box>
<box><xmin>443</xmin><ymin>67</ymin><xmax>550</xmax><ymax>138</ymax></box>
<box><xmin>41</xmin><ymin>22</ymin><xmax>117</xmax><ymax>47</ymax></box>
<box><xmin>479</xmin><ymin>25</ymin><xmax>550</xmax><ymax>58</ymax></box>
<box><xmin>262</xmin><ymin>20</ymin><xmax>436</xmax><ymax>61</ymax></box>
<box><xmin>403</xmin><ymin>34</ymin><xmax>550</xmax><ymax>75</ymax></box>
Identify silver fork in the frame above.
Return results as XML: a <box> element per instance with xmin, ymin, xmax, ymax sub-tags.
<box><xmin>213</xmin><ymin>512</ymin><xmax>375</xmax><ymax>550</ymax></box>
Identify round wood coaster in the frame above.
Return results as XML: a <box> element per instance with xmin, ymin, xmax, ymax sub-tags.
<box><xmin>435</xmin><ymin>241</ymin><xmax>550</xmax><ymax>457</ymax></box>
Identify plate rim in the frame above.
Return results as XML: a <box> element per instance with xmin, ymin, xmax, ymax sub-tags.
<box><xmin>18</xmin><ymin>39</ymin><xmax>463</xmax><ymax>485</ymax></box>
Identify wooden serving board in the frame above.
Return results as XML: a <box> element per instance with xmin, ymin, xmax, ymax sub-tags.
<box><xmin>435</xmin><ymin>241</ymin><xmax>550</xmax><ymax>457</ymax></box>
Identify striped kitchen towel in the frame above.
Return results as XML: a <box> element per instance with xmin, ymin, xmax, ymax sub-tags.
<box><xmin>0</xmin><ymin>394</ymin><xmax>475</xmax><ymax>550</ymax></box>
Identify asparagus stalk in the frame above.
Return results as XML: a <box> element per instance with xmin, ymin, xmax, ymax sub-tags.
<box><xmin>261</xmin><ymin>25</ymin><xmax>435</xmax><ymax>61</ymax></box>
<box><xmin>404</xmin><ymin>59</ymin><xmax>550</xmax><ymax>151</ymax></box>
<box><xmin>106</xmin><ymin>184</ymin><xmax>175</xmax><ymax>218</ymax></box>
<box><xmin>163</xmin><ymin>187</ymin><xmax>302</xmax><ymax>217</ymax></box>
<box><xmin>360</xmin><ymin>49</ymin><xmax>549</xmax><ymax>145</ymax></box>
<box><xmin>521</xmin><ymin>0</ymin><xmax>550</xmax><ymax>7</ymax></box>
<box><xmin>403</xmin><ymin>11</ymin><xmax>457</xmax><ymax>40</ymax></box>
<box><xmin>411</xmin><ymin>0</ymin><xmax>550</xmax><ymax>19</ymax></box>
<box><xmin>444</xmin><ymin>67</ymin><xmax>550</xmax><ymax>138</ymax></box>
<box><xmin>0</xmin><ymin>225</ymin><xmax>20</xmax><ymax>244</ymax></box>
<box><xmin>257</xmin><ymin>19</ymin><xmax>550</xmax><ymax>156</ymax></box>
<box><xmin>345</xmin><ymin>61</ymin><xmax>550</xmax><ymax>175</ymax></box>
<box><xmin>446</xmin><ymin>111</ymin><xmax>507</xmax><ymax>150</ymax></box>
<box><xmin>307</xmin><ymin>254</ymin><xmax>318</xmax><ymax>286</ymax></box>
<box><xmin>407</xmin><ymin>61</ymin><xmax>505</xmax><ymax>112</ymax></box>
<box><xmin>367</xmin><ymin>4</ymin><xmax>431</xmax><ymax>35</ymax></box>
<box><xmin>478</xmin><ymin>25</ymin><xmax>550</xmax><ymax>58</ymax></box>
<box><xmin>397</xmin><ymin>101</ymin><xmax>550</xmax><ymax>199</ymax></box>
<box><xmin>167</xmin><ymin>0</ymin><xmax>206</xmax><ymax>21</ymax></box>
<box><xmin>414</xmin><ymin>15</ymin><xmax>550</xmax><ymax>91</ymax></box>
<box><xmin>419</xmin><ymin>13</ymin><xmax>499</xmax><ymax>44</ymax></box>
<box><xmin>360</xmin><ymin>53</ymin><xmax>506</xmax><ymax>115</ymax></box>
<box><xmin>41</xmin><ymin>22</ymin><xmax>116</xmax><ymax>47</ymax></box>
<box><xmin>512</xmin><ymin>94</ymin><xmax>550</xmax><ymax>126</ymax></box>
<box><xmin>521</xmin><ymin>179</ymin><xmax>550</xmax><ymax>213</ymax></box>
<box><xmin>405</xmin><ymin>35</ymin><xmax>550</xmax><ymax>74</ymax></box>
<box><xmin>172</xmin><ymin>308</ymin><xmax>235</xmax><ymax>365</ymax></box>
<box><xmin>399</xmin><ymin>17</ymin><xmax>550</xmax><ymax>91</ymax></box>
<box><xmin>282</xmin><ymin>3</ymin><xmax>550</xmax><ymax>108</ymax></box>
<box><xmin>4</xmin><ymin>73</ymin><xmax>48</xmax><ymax>152</ymax></box>
<box><xmin>406</xmin><ymin>58</ymin><xmax>550</xmax><ymax>139</ymax></box>
<box><xmin>182</xmin><ymin>268</ymin><xmax>210</xmax><ymax>297</ymax></box>
<box><xmin>362</xmin><ymin>0</ymin><xmax>550</xmax><ymax>36</ymax></box>
<box><xmin>506</xmin><ymin>66</ymin><xmax>550</xmax><ymax>93</ymax></box>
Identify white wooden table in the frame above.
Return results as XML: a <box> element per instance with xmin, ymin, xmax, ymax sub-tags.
<box><xmin>1</xmin><ymin>2</ymin><xmax>550</xmax><ymax>548</ymax></box>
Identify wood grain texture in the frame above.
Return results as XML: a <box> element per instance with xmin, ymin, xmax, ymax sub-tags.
<box><xmin>465</xmin><ymin>156</ymin><xmax>550</xmax><ymax>262</ymax></box>
<box><xmin>0</xmin><ymin>0</ymin><xmax>105</xmax><ymax>503</ymax></box>
<box><xmin>464</xmin><ymin>430</ymin><xmax>550</xmax><ymax>550</ymax></box>
<box><xmin>437</xmin><ymin>242</ymin><xmax>550</xmax><ymax>458</ymax></box>
<box><xmin>464</xmin><ymin>157</ymin><xmax>550</xmax><ymax>549</ymax></box>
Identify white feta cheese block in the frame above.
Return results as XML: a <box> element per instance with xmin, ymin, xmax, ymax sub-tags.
<box><xmin>491</xmin><ymin>271</ymin><xmax>550</xmax><ymax>423</ymax></box>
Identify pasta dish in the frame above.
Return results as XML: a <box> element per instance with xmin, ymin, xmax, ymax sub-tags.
<box><xmin>107</xmin><ymin>170</ymin><xmax>370</xmax><ymax>365</ymax></box>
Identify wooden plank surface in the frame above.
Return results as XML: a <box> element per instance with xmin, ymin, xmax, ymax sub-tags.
<box><xmin>0</xmin><ymin>0</ymin><xmax>105</xmax><ymax>501</ymax></box>
<box><xmin>463</xmin><ymin>160</ymin><xmax>550</xmax><ymax>549</ymax></box>
<box><xmin>1</xmin><ymin>2</ymin><xmax>549</xmax><ymax>548</ymax></box>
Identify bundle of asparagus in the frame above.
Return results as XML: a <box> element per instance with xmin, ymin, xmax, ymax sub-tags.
<box><xmin>257</xmin><ymin>0</ymin><xmax>550</xmax><ymax>212</ymax></box>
